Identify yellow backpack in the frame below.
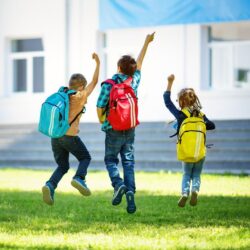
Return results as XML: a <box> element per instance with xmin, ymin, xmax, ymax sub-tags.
<box><xmin>177</xmin><ymin>108</ymin><xmax>206</xmax><ymax>163</ymax></box>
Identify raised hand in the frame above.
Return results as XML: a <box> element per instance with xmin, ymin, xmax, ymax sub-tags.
<box><xmin>168</xmin><ymin>74</ymin><xmax>175</xmax><ymax>83</ymax></box>
<box><xmin>167</xmin><ymin>74</ymin><xmax>175</xmax><ymax>91</ymax></box>
<box><xmin>92</xmin><ymin>53</ymin><xmax>100</xmax><ymax>64</ymax></box>
<box><xmin>137</xmin><ymin>32</ymin><xmax>155</xmax><ymax>70</ymax></box>
<box><xmin>146</xmin><ymin>32</ymin><xmax>155</xmax><ymax>44</ymax></box>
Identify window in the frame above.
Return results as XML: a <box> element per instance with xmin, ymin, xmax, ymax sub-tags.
<box><xmin>10</xmin><ymin>38</ymin><xmax>44</xmax><ymax>93</ymax></box>
<box><xmin>208</xmin><ymin>22</ymin><xmax>250</xmax><ymax>89</ymax></box>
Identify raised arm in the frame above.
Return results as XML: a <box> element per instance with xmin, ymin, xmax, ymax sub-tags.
<box><xmin>163</xmin><ymin>74</ymin><xmax>180</xmax><ymax>119</ymax></box>
<box><xmin>85</xmin><ymin>53</ymin><xmax>100</xmax><ymax>96</ymax></box>
<box><xmin>136</xmin><ymin>32</ymin><xmax>155</xmax><ymax>71</ymax></box>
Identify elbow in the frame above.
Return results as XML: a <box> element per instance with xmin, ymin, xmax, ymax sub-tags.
<box><xmin>206</xmin><ymin>122</ymin><xmax>216</xmax><ymax>130</ymax></box>
<box><xmin>163</xmin><ymin>99</ymin><xmax>172</xmax><ymax>109</ymax></box>
<box><xmin>97</xmin><ymin>108</ymin><xmax>105</xmax><ymax>124</ymax></box>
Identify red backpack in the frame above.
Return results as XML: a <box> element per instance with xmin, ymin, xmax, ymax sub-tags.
<box><xmin>104</xmin><ymin>77</ymin><xmax>139</xmax><ymax>130</ymax></box>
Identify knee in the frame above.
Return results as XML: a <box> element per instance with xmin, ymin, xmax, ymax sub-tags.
<box><xmin>121</xmin><ymin>156</ymin><xmax>134</xmax><ymax>166</ymax></box>
<box><xmin>86</xmin><ymin>152</ymin><xmax>91</xmax><ymax>162</ymax></box>
<box><xmin>60</xmin><ymin>164</ymin><xmax>70</xmax><ymax>174</ymax></box>
<box><xmin>122</xmin><ymin>163</ymin><xmax>134</xmax><ymax>172</ymax></box>
<box><xmin>105</xmin><ymin>156</ymin><xmax>119</xmax><ymax>165</ymax></box>
<box><xmin>80</xmin><ymin>154</ymin><xmax>91</xmax><ymax>165</ymax></box>
<box><xmin>81</xmin><ymin>151</ymin><xmax>91</xmax><ymax>162</ymax></box>
<box><xmin>183</xmin><ymin>172</ymin><xmax>191</xmax><ymax>178</ymax></box>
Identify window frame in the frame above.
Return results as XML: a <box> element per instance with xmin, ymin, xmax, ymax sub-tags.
<box><xmin>9</xmin><ymin>38</ymin><xmax>45</xmax><ymax>95</ymax></box>
<box><xmin>208</xmin><ymin>40</ymin><xmax>250</xmax><ymax>90</ymax></box>
<box><xmin>202</xmin><ymin>23</ymin><xmax>250</xmax><ymax>91</ymax></box>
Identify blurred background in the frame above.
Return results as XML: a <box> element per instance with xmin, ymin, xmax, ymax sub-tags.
<box><xmin>0</xmin><ymin>0</ymin><xmax>249</xmax><ymax>173</ymax></box>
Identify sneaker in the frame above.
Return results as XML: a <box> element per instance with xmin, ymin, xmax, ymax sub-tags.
<box><xmin>126</xmin><ymin>191</ymin><xmax>136</xmax><ymax>214</ymax></box>
<box><xmin>42</xmin><ymin>183</ymin><xmax>54</xmax><ymax>206</ymax></box>
<box><xmin>112</xmin><ymin>184</ymin><xmax>126</xmax><ymax>206</ymax></box>
<box><xmin>190</xmin><ymin>191</ymin><xmax>198</xmax><ymax>206</ymax></box>
<box><xmin>178</xmin><ymin>194</ymin><xmax>188</xmax><ymax>207</ymax></box>
<box><xmin>71</xmin><ymin>177</ymin><xmax>91</xmax><ymax>196</ymax></box>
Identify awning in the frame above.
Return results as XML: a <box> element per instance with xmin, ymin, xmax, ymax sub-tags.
<box><xmin>99</xmin><ymin>0</ymin><xmax>250</xmax><ymax>30</ymax></box>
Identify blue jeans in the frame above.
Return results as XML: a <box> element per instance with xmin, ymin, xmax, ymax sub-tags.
<box><xmin>104</xmin><ymin>128</ymin><xmax>136</xmax><ymax>193</ymax></box>
<box><xmin>181</xmin><ymin>158</ymin><xmax>205</xmax><ymax>195</ymax></box>
<box><xmin>48</xmin><ymin>135</ymin><xmax>91</xmax><ymax>189</ymax></box>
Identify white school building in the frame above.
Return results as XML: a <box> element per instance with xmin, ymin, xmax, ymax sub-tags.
<box><xmin>0</xmin><ymin>0</ymin><xmax>250</xmax><ymax>125</ymax></box>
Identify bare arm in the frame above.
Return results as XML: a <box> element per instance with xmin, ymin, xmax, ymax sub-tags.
<box><xmin>136</xmin><ymin>32</ymin><xmax>155</xmax><ymax>71</ymax></box>
<box><xmin>85</xmin><ymin>53</ymin><xmax>100</xmax><ymax>96</ymax></box>
<box><xmin>166</xmin><ymin>74</ymin><xmax>175</xmax><ymax>91</ymax></box>
<box><xmin>97</xmin><ymin>107</ymin><xmax>105</xmax><ymax>124</ymax></box>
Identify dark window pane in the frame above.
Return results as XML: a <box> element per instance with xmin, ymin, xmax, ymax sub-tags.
<box><xmin>13</xmin><ymin>59</ymin><xmax>27</xmax><ymax>92</ymax></box>
<box><xmin>33</xmin><ymin>57</ymin><xmax>44</xmax><ymax>92</ymax></box>
<box><xmin>234</xmin><ymin>44</ymin><xmax>250</xmax><ymax>87</ymax></box>
<box><xmin>11</xmin><ymin>38</ymin><xmax>43</xmax><ymax>52</ymax></box>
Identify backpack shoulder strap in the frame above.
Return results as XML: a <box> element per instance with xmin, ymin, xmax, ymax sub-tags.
<box><xmin>199</xmin><ymin>111</ymin><xmax>205</xmax><ymax>117</ymax></box>
<box><xmin>101</xmin><ymin>79</ymin><xmax>116</xmax><ymax>87</ymax></box>
<box><xmin>67</xmin><ymin>89</ymin><xmax>76</xmax><ymax>95</ymax></box>
<box><xmin>181</xmin><ymin>108</ymin><xmax>190</xmax><ymax>118</ymax></box>
<box><xmin>58</xmin><ymin>86</ymin><xmax>76</xmax><ymax>95</ymax></box>
<box><xmin>123</xmin><ymin>77</ymin><xmax>133</xmax><ymax>86</ymax></box>
<box><xmin>69</xmin><ymin>107</ymin><xmax>85</xmax><ymax>126</ymax></box>
<box><xmin>101</xmin><ymin>77</ymin><xmax>133</xmax><ymax>87</ymax></box>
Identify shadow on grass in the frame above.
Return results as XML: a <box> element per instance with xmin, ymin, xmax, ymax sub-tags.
<box><xmin>0</xmin><ymin>190</ymin><xmax>250</xmax><ymax>234</ymax></box>
<box><xmin>0</xmin><ymin>245</ymin><xmax>70</xmax><ymax>250</ymax></box>
<box><xmin>1</xmin><ymin>244</ymin><xmax>250</xmax><ymax>250</ymax></box>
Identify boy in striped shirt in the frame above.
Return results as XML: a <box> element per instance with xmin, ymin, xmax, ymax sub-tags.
<box><xmin>97</xmin><ymin>33</ymin><xmax>155</xmax><ymax>213</ymax></box>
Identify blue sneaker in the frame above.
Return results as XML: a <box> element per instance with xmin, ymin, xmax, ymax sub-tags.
<box><xmin>112</xmin><ymin>184</ymin><xmax>126</xmax><ymax>206</ymax></box>
<box><xmin>42</xmin><ymin>183</ymin><xmax>54</xmax><ymax>206</ymax></box>
<box><xmin>126</xmin><ymin>191</ymin><xmax>136</xmax><ymax>214</ymax></box>
<box><xmin>71</xmin><ymin>177</ymin><xmax>91</xmax><ymax>196</ymax></box>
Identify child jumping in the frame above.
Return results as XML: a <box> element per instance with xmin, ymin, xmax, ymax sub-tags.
<box><xmin>163</xmin><ymin>74</ymin><xmax>215</xmax><ymax>207</ymax></box>
<box><xmin>42</xmin><ymin>53</ymin><xmax>100</xmax><ymax>206</ymax></box>
<box><xmin>96</xmin><ymin>33</ymin><xmax>155</xmax><ymax>214</ymax></box>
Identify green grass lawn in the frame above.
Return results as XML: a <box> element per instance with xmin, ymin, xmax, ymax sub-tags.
<box><xmin>0</xmin><ymin>168</ymin><xmax>249</xmax><ymax>250</ymax></box>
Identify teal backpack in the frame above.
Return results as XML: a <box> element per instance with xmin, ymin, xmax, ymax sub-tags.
<box><xmin>38</xmin><ymin>87</ymin><xmax>82</xmax><ymax>138</ymax></box>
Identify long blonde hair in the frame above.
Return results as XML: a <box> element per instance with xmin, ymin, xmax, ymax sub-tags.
<box><xmin>177</xmin><ymin>88</ymin><xmax>202</xmax><ymax>116</ymax></box>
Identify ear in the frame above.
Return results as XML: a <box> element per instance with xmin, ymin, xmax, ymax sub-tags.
<box><xmin>117</xmin><ymin>66</ymin><xmax>122</xmax><ymax>73</ymax></box>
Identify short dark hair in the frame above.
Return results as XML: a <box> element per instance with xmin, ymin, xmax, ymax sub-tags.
<box><xmin>69</xmin><ymin>73</ymin><xmax>87</xmax><ymax>90</ymax></box>
<box><xmin>117</xmin><ymin>55</ymin><xmax>137</xmax><ymax>76</ymax></box>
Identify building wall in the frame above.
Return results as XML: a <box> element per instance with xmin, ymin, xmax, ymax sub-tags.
<box><xmin>0</xmin><ymin>0</ymin><xmax>249</xmax><ymax>125</ymax></box>
<box><xmin>0</xmin><ymin>0</ymin><xmax>101</xmax><ymax>124</ymax></box>
<box><xmin>0</xmin><ymin>0</ymin><xmax>67</xmax><ymax>124</ymax></box>
<box><xmin>104</xmin><ymin>25</ymin><xmax>250</xmax><ymax>121</ymax></box>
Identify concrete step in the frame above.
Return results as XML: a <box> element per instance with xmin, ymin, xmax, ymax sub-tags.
<box><xmin>0</xmin><ymin>133</ymin><xmax>249</xmax><ymax>145</ymax></box>
<box><xmin>0</xmin><ymin>121</ymin><xmax>249</xmax><ymax>173</ymax></box>
<box><xmin>0</xmin><ymin>119</ymin><xmax>249</xmax><ymax>129</ymax></box>
<box><xmin>0</xmin><ymin>147</ymin><xmax>250</xmax><ymax>157</ymax></box>
<box><xmin>1</xmin><ymin>140</ymin><xmax>250</xmax><ymax>151</ymax></box>
<box><xmin>0</xmin><ymin>159</ymin><xmax>248</xmax><ymax>173</ymax></box>
<box><xmin>0</xmin><ymin>149</ymin><xmax>249</xmax><ymax>162</ymax></box>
